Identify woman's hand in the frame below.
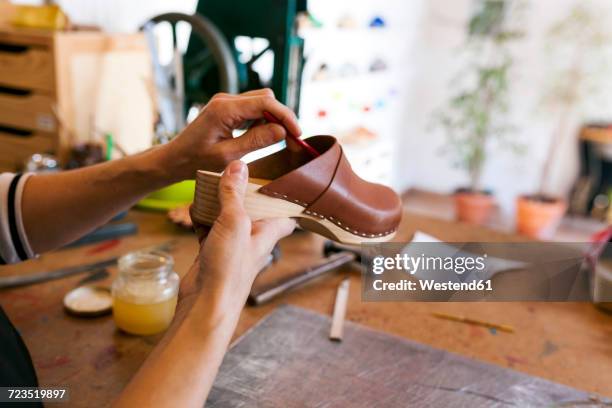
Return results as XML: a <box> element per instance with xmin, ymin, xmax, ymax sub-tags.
<box><xmin>180</xmin><ymin>160</ymin><xmax>296</xmax><ymax>309</ymax></box>
<box><xmin>163</xmin><ymin>89</ymin><xmax>301</xmax><ymax>181</ymax></box>
<box><xmin>114</xmin><ymin>162</ymin><xmax>294</xmax><ymax>408</ymax></box>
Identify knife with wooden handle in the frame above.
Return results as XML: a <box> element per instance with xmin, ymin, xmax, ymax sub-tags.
<box><xmin>0</xmin><ymin>241</ymin><xmax>174</xmax><ymax>289</ymax></box>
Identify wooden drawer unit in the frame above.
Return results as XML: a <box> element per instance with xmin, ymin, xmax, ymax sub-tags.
<box><xmin>0</xmin><ymin>44</ymin><xmax>54</xmax><ymax>92</ymax></box>
<box><xmin>0</xmin><ymin>26</ymin><xmax>153</xmax><ymax>172</ymax></box>
<box><xmin>0</xmin><ymin>92</ymin><xmax>57</xmax><ymax>133</ymax></box>
<box><xmin>0</xmin><ymin>131</ymin><xmax>56</xmax><ymax>171</ymax></box>
<box><xmin>0</xmin><ymin>27</ymin><xmax>56</xmax><ymax>171</ymax></box>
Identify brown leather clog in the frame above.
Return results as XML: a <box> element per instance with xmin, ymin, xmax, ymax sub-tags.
<box><xmin>192</xmin><ymin>136</ymin><xmax>402</xmax><ymax>244</ymax></box>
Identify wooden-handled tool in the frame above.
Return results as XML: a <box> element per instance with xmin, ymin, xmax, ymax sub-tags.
<box><xmin>0</xmin><ymin>241</ymin><xmax>175</xmax><ymax>290</ymax></box>
<box><xmin>247</xmin><ymin>241</ymin><xmax>366</xmax><ymax>306</ymax></box>
<box><xmin>248</xmin><ymin>252</ymin><xmax>355</xmax><ymax>306</ymax></box>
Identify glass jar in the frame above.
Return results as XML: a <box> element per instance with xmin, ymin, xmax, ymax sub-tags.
<box><xmin>112</xmin><ymin>250</ymin><xmax>179</xmax><ymax>335</ymax></box>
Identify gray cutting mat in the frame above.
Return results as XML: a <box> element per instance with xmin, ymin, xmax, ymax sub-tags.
<box><xmin>207</xmin><ymin>306</ymin><xmax>604</xmax><ymax>407</ymax></box>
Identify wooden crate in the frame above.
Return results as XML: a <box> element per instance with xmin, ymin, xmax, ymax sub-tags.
<box><xmin>0</xmin><ymin>26</ymin><xmax>153</xmax><ymax>172</ymax></box>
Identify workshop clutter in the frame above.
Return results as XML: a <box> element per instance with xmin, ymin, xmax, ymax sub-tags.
<box><xmin>0</xmin><ymin>1</ymin><xmax>611</xmax><ymax>406</ymax></box>
<box><xmin>297</xmin><ymin>9</ymin><xmax>387</xmax><ymax>30</ymax></box>
<box><xmin>571</xmin><ymin>126</ymin><xmax>612</xmax><ymax>225</ymax></box>
<box><xmin>310</xmin><ymin>57</ymin><xmax>389</xmax><ymax>81</ymax></box>
<box><xmin>0</xmin><ymin>16</ymin><xmax>154</xmax><ymax>172</ymax></box>
<box><xmin>0</xmin><ymin>0</ymin><xmax>606</xmax><ymax>245</ymax></box>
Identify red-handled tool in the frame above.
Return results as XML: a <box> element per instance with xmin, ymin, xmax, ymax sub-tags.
<box><xmin>262</xmin><ymin>111</ymin><xmax>320</xmax><ymax>158</ymax></box>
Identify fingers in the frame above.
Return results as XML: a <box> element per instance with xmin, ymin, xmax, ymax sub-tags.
<box><xmin>238</xmin><ymin>88</ymin><xmax>276</xmax><ymax>98</ymax></box>
<box><xmin>230</xmin><ymin>123</ymin><xmax>286</xmax><ymax>155</ymax></box>
<box><xmin>285</xmin><ymin>136</ymin><xmax>303</xmax><ymax>153</ymax></box>
<box><xmin>248</xmin><ymin>96</ymin><xmax>302</xmax><ymax>138</ymax></box>
<box><xmin>214</xmin><ymin>88</ymin><xmax>272</xmax><ymax>99</ymax></box>
<box><xmin>217</xmin><ymin>160</ymin><xmax>248</xmax><ymax>217</ymax></box>
<box><xmin>251</xmin><ymin>218</ymin><xmax>296</xmax><ymax>255</ymax></box>
<box><xmin>189</xmin><ymin>205</ymin><xmax>211</xmax><ymax>244</ymax></box>
<box><xmin>211</xmin><ymin>89</ymin><xmax>301</xmax><ymax>138</ymax></box>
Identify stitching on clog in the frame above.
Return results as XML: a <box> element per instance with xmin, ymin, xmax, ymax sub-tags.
<box><xmin>260</xmin><ymin>187</ymin><xmax>396</xmax><ymax>237</ymax></box>
<box><xmin>261</xmin><ymin>188</ymin><xmax>308</xmax><ymax>207</ymax></box>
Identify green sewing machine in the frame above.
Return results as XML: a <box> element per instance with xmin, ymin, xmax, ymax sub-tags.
<box><xmin>139</xmin><ymin>0</ymin><xmax>306</xmax><ymax>211</ymax></box>
<box><xmin>145</xmin><ymin>0</ymin><xmax>307</xmax><ymax>133</ymax></box>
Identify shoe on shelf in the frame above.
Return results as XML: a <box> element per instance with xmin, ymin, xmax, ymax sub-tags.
<box><xmin>192</xmin><ymin>136</ymin><xmax>402</xmax><ymax>244</ymax></box>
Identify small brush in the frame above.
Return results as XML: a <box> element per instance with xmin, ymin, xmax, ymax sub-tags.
<box><xmin>262</xmin><ymin>111</ymin><xmax>320</xmax><ymax>158</ymax></box>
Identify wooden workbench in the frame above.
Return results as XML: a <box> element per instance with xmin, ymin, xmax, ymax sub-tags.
<box><xmin>0</xmin><ymin>210</ymin><xmax>610</xmax><ymax>406</ymax></box>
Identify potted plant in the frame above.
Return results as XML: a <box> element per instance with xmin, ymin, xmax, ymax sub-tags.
<box><xmin>517</xmin><ymin>4</ymin><xmax>609</xmax><ymax>239</ymax></box>
<box><xmin>432</xmin><ymin>0</ymin><xmax>525</xmax><ymax>225</ymax></box>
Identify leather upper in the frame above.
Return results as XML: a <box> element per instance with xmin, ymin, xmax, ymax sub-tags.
<box><xmin>248</xmin><ymin>136</ymin><xmax>402</xmax><ymax>238</ymax></box>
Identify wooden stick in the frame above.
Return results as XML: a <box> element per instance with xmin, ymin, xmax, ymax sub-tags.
<box><xmin>329</xmin><ymin>278</ymin><xmax>350</xmax><ymax>341</ymax></box>
<box><xmin>432</xmin><ymin>312</ymin><xmax>515</xmax><ymax>333</ymax></box>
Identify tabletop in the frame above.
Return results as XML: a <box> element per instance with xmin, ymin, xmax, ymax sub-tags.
<box><xmin>0</xmin><ymin>210</ymin><xmax>610</xmax><ymax>406</ymax></box>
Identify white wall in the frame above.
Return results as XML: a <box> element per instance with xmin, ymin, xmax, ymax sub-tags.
<box><xmin>12</xmin><ymin>0</ymin><xmax>197</xmax><ymax>32</ymax></box>
<box><xmin>397</xmin><ymin>0</ymin><xmax>612</xmax><ymax>221</ymax></box>
<box><xmin>299</xmin><ymin>0</ymin><xmax>425</xmax><ymax>188</ymax></box>
<box><xmin>61</xmin><ymin>0</ymin><xmax>197</xmax><ymax>32</ymax></box>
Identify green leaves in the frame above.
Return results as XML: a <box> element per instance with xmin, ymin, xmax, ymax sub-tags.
<box><xmin>469</xmin><ymin>0</ymin><xmax>506</xmax><ymax>37</ymax></box>
<box><xmin>430</xmin><ymin>0</ymin><xmax>525</xmax><ymax>191</ymax></box>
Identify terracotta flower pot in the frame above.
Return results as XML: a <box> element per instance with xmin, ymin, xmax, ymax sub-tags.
<box><xmin>516</xmin><ymin>195</ymin><xmax>566</xmax><ymax>239</ymax></box>
<box><xmin>454</xmin><ymin>191</ymin><xmax>495</xmax><ymax>225</ymax></box>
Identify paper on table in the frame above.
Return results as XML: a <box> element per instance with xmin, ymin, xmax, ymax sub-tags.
<box><xmin>407</xmin><ymin>231</ymin><xmax>528</xmax><ymax>281</ymax></box>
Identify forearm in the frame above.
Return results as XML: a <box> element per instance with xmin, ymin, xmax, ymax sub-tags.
<box><xmin>113</xmin><ymin>157</ymin><xmax>294</xmax><ymax>407</ymax></box>
<box><xmin>21</xmin><ymin>145</ymin><xmax>181</xmax><ymax>254</ymax></box>
<box><xmin>113</xmin><ymin>288</ymin><xmax>243</xmax><ymax>407</ymax></box>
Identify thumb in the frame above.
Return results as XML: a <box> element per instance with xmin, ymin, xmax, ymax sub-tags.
<box><xmin>218</xmin><ymin>160</ymin><xmax>248</xmax><ymax>218</ymax></box>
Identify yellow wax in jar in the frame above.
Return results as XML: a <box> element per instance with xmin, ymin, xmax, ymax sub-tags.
<box><xmin>113</xmin><ymin>295</ymin><xmax>178</xmax><ymax>335</ymax></box>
